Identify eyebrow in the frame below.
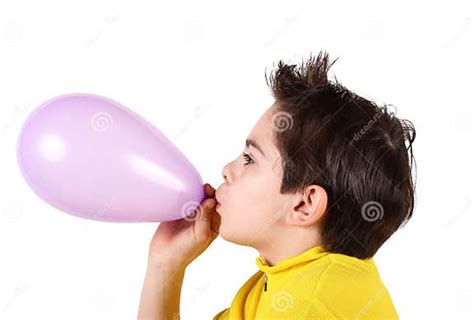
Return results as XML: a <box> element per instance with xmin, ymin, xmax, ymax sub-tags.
<box><xmin>245</xmin><ymin>138</ymin><xmax>266</xmax><ymax>157</ymax></box>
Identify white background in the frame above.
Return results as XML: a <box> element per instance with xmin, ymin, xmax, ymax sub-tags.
<box><xmin>1</xmin><ymin>0</ymin><xmax>473</xmax><ymax>319</ymax></box>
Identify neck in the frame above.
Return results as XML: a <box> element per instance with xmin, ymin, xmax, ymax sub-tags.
<box><xmin>256</xmin><ymin>227</ymin><xmax>323</xmax><ymax>266</ymax></box>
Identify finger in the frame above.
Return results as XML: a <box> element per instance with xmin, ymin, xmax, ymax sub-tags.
<box><xmin>204</xmin><ymin>183</ymin><xmax>216</xmax><ymax>198</ymax></box>
<box><xmin>204</xmin><ymin>183</ymin><xmax>210</xmax><ymax>196</ymax></box>
<box><xmin>195</xmin><ymin>198</ymin><xmax>216</xmax><ymax>236</ymax></box>
<box><xmin>204</xmin><ymin>183</ymin><xmax>215</xmax><ymax>197</ymax></box>
<box><xmin>201</xmin><ymin>198</ymin><xmax>216</xmax><ymax>222</ymax></box>
<box><xmin>210</xmin><ymin>208</ymin><xmax>221</xmax><ymax>235</ymax></box>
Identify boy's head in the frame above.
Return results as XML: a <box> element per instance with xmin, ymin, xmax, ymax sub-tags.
<box><xmin>215</xmin><ymin>51</ymin><xmax>416</xmax><ymax>260</ymax></box>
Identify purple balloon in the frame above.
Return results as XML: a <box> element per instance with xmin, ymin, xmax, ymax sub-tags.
<box><xmin>16</xmin><ymin>93</ymin><xmax>205</xmax><ymax>222</ymax></box>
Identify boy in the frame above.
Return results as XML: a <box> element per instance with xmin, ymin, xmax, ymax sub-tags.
<box><xmin>138</xmin><ymin>51</ymin><xmax>416</xmax><ymax>319</ymax></box>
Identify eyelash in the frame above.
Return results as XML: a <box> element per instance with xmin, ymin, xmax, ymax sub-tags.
<box><xmin>242</xmin><ymin>152</ymin><xmax>254</xmax><ymax>166</ymax></box>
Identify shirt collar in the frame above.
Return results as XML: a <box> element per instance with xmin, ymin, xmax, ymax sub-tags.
<box><xmin>255</xmin><ymin>244</ymin><xmax>329</xmax><ymax>274</ymax></box>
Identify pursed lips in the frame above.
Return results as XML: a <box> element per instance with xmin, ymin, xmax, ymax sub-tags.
<box><xmin>215</xmin><ymin>193</ymin><xmax>222</xmax><ymax>210</ymax></box>
<box><xmin>215</xmin><ymin>191</ymin><xmax>222</xmax><ymax>205</ymax></box>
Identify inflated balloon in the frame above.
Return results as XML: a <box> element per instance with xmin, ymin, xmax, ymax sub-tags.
<box><xmin>16</xmin><ymin>93</ymin><xmax>205</xmax><ymax>222</ymax></box>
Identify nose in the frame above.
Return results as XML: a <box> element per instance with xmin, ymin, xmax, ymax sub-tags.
<box><xmin>222</xmin><ymin>162</ymin><xmax>231</xmax><ymax>183</ymax></box>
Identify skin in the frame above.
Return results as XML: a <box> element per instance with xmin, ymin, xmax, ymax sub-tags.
<box><xmin>215</xmin><ymin>103</ymin><xmax>328</xmax><ymax>265</ymax></box>
<box><xmin>138</xmin><ymin>103</ymin><xmax>328</xmax><ymax>319</ymax></box>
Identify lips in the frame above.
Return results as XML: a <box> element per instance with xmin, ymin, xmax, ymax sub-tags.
<box><xmin>215</xmin><ymin>195</ymin><xmax>222</xmax><ymax>211</ymax></box>
<box><xmin>215</xmin><ymin>192</ymin><xmax>222</xmax><ymax>206</ymax></box>
<box><xmin>215</xmin><ymin>189</ymin><xmax>225</xmax><ymax>214</ymax></box>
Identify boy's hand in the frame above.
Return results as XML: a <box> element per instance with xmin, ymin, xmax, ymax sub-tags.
<box><xmin>147</xmin><ymin>183</ymin><xmax>221</xmax><ymax>269</ymax></box>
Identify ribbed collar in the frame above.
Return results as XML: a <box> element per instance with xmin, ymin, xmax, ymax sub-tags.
<box><xmin>255</xmin><ymin>244</ymin><xmax>329</xmax><ymax>274</ymax></box>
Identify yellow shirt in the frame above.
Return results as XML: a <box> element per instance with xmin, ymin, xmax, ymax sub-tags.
<box><xmin>213</xmin><ymin>245</ymin><xmax>399</xmax><ymax>319</ymax></box>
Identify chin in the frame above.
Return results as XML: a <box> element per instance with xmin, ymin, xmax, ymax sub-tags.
<box><xmin>218</xmin><ymin>227</ymin><xmax>253</xmax><ymax>247</ymax></box>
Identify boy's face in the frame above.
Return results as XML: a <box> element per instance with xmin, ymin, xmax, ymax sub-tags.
<box><xmin>216</xmin><ymin>104</ymin><xmax>292</xmax><ymax>248</ymax></box>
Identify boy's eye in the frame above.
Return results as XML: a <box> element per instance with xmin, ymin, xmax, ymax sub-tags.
<box><xmin>242</xmin><ymin>152</ymin><xmax>254</xmax><ymax>166</ymax></box>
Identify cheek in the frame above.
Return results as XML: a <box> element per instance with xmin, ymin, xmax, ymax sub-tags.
<box><xmin>219</xmin><ymin>175</ymin><xmax>281</xmax><ymax>243</ymax></box>
<box><xmin>221</xmin><ymin>159</ymin><xmax>282</xmax><ymax>211</ymax></box>
<box><xmin>227</xmin><ymin>174</ymin><xmax>268</xmax><ymax>214</ymax></box>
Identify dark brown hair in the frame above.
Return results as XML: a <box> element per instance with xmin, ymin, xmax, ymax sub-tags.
<box><xmin>265</xmin><ymin>51</ymin><xmax>416</xmax><ymax>259</ymax></box>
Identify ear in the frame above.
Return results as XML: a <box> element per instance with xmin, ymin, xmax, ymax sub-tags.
<box><xmin>286</xmin><ymin>185</ymin><xmax>328</xmax><ymax>226</ymax></box>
